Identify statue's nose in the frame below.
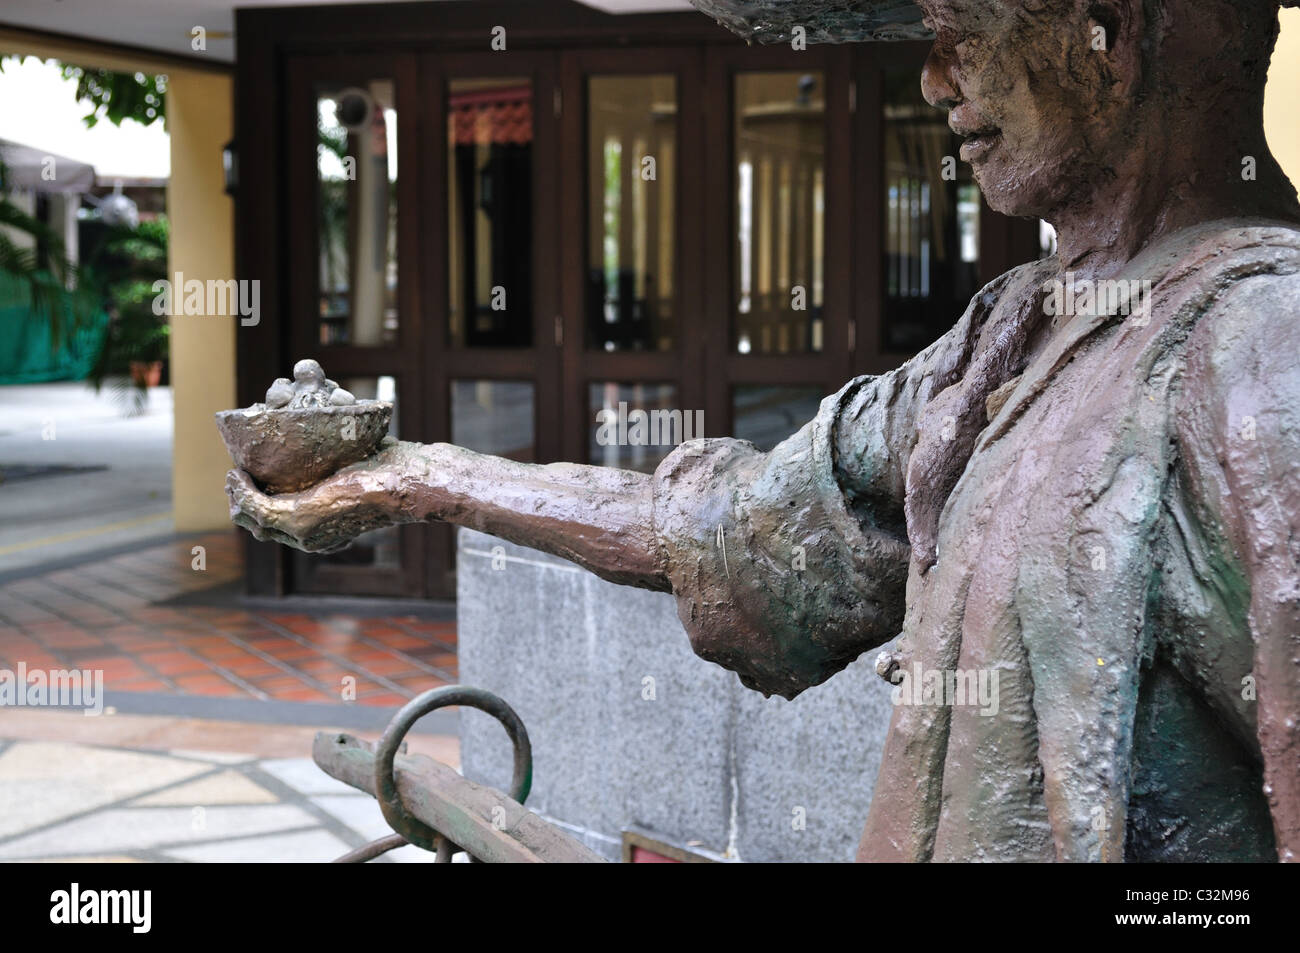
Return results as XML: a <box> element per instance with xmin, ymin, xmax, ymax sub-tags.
<box><xmin>921</xmin><ymin>41</ymin><xmax>961</xmax><ymax>110</ymax></box>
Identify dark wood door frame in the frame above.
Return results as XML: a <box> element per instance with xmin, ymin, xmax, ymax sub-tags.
<box><xmin>558</xmin><ymin>47</ymin><xmax>708</xmax><ymax>461</ymax></box>
<box><xmin>284</xmin><ymin>52</ymin><xmax>426</xmax><ymax>598</ymax></box>
<box><xmin>703</xmin><ymin>43</ymin><xmax>856</xmax><ymax>438</ymax></box>
<box><xmin>419</xmin><ymin>50</ymin><xmax>563</xmax><ymax>596</ymax></box>
<box><xmin>234</xmin><ymin>0</ymin><xmax>1041</xmax><ymax>600</ymax></box>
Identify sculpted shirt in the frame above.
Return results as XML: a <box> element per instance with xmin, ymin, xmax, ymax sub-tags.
<box><xmin>651</xmin><ymin>219</ymin><xmax>1300</xmax><ymax>862</ymax></box>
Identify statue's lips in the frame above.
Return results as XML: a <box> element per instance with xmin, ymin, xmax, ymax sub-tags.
<box><xmin>960</xmin><ymin>130</ymin><xmax>1002</xmax><ymax>162</ymax></box>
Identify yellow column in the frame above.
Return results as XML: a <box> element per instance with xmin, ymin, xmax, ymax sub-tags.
<box><xmin>1266</xmin><ymin>8</ymin><xmax>1300</xmax><ymax>190</ymax></box>
<box><xmin>166</xmin><ymin>69</ymin><xmax>237</xmax><ymax>530</ymax></box>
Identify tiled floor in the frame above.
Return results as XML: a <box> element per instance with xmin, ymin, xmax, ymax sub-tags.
<box><xmin>0</xmin><ymin>735</ymin><xmax>452</xmax><ymax>862</ymax></box>
<box><xmin>0</xmin><ymin>532</ymin><xmax>457</xmax><ymax>707</ymax></box>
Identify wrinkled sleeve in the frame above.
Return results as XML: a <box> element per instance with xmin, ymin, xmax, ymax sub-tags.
<box><xmin>651</xmin><ymin>302</ymin><xmax>985</xmax><ymax>700</ymax></box>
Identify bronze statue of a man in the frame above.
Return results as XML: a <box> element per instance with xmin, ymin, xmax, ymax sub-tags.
<box><xmin>228</xmin><ymin>0</ymin><xmax>1300</xmax><ymax>862</ymax></box>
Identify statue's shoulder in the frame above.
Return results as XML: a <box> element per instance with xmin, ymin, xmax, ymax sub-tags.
<box><xmin>1182</xmin><ymin>218</ymin><xmax>1300</xmax><ymax>328</ymax></box>
<box><xmin>1138</xmin><ymin>217</ymin><xmax>1300</xmax><ymax>359</ymax></box>
<box><xmin>1176</xmin><ymin>220</ymin><xmax>1300</xmax><ymax>428</ymax></box>
<box><xmin>1165</xmin><ymin>217</ymin><xmax>1300</xmax><ymax>286</ymax></box>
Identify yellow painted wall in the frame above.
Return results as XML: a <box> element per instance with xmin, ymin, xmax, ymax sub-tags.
<box><xmin>0</xmin><ymin>30</ymin><xmax>235</xmax><ymax>531</ymax></box>
<box><xmin>165</xmin><ymin>70</ymin><xmax>236</xmax><ymax>531</ymax></box>
<box><xmin>1266</xmin><ymin>9</ymin><xmax>1300</xmax><ymax>193</ymax></box>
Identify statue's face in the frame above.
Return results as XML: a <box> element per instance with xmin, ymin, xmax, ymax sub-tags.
<box><xmin>917</xmin><ymin>0</ymin><xmax>1131</xmax><ymax>218</ymax></box>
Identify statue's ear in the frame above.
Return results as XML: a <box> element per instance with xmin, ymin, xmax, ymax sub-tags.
<box><xmin>1087</xmin><ymin>0</ymin><xmax>1144</xmax><ymax>96</ymax></box>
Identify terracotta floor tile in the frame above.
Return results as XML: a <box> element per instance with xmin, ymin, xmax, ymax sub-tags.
<box><xmin>75</xmin><ymin>657</ymin><xmax>148</xmax><ymax>680</ymax></box>
<box><xmin>136</xmin><ymin>651</ymin><xmax>210</xmax><ymax>676</ymax></box>
<box><xmin>37</xmin><ymin>631</ymin><xmax>108</xmax><ymax>650</ymax></box>
<box><xmin>355</xmin><ymin>693</ymin><xmax>411</xmax><ymax>707</ymax></box>
<box><xmin>219</xmin><ymin>656</ymin><xmax>282</xmax><ymax>678</ymax></box>
<box><xmin>111</xmin><ymin>677</ymin><xmax>171</xmax><ymax>693</ymax></box>
<box><xmin>1</xmin><ymin>531</ymin><xmax>458</xmax><ymax>712</ymax></box>
<box><xmin>365</xmin><ymin>632</ymin><xmax>428</xmax><ymax>650</ymax></box>
<box><xmin>172</xmin><ymin>674</ymin><xmax>248</xmax><ymax>697</ymax></box>
<box><xmin>252</xmin><ymin>674</ymin><xmax>321</xmax><ymax>694</ymax></box>
<box><xmin>293</xmin><ymin>657</ymin><xmax>353</xmax><ymax>677</ymax></box>
<box><xmin>192</xmin><ymin>642</ymin><xmax>257</xmax><ymax>661</ymax></box>
<box><xmin>351</xmin><ymin>656</ymin><xmax>422</xmax><ymax>677</ymax></box>
<box><xmin>392</xmin><ymin>673</ymin><xmax>446</xmax><ymax>691</ymax></box>
<box><xmin>271</xmin><ymin>686</ymin><xmax>336</xmax><ymax>703</ymax></box>
<box><xmin>341</xmin><ymin>677</ymin><xmax>397</xmax><ymax>696</ymax></box>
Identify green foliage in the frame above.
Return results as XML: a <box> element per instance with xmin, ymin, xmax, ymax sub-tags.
<box><xmin>59</xmin><ymin>64</ymin><xmax>168</xmax><ymax>130</ymax></box>
<box><xmin>84</xmin><ymin>216</ymin><xmax>171</xmax><ymax>413</ymax></box>
<box><xmin>0</xmin><ymin>56</ymin><xmax>171</xmax><ymax>411</ymax></box>
<box><xmin>317</xmin><ymin>114</ymin><xmax>351</xmax><ymax>304</ymax></box>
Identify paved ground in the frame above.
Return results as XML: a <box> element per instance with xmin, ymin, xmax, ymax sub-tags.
<box><xmin>0</xmin><ymin>381</ymin><xmax>469</xmax><ymax>862</ymax></box>
<box><xmin>0</xmin><ymin>531</ymin><xmax>458</xmax><ymax>706</ymax></box>
<box><xmin>0</xmin><ymin>709</ymin><xmax>460</xmax><ymax>862</ymax></box>
<box><xmin>0</xmin><ymin>382</ymin><xmax>174</xmax><ymax>575</ymax></box>
<box><xmin>0</xmin><ymin>534</ymin><xmax>466</xmax><ymax>862</ymax></box>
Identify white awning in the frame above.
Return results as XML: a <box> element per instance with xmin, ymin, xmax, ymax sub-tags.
<box><xmin>0</xmin><ymin>137</ymin><xmax>96</xmax><ymax>193</ymax></box>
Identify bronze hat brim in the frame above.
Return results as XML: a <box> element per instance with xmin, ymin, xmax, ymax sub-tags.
<box><xmin>689</xmin><ymin>0</ymin><xmax>932</xmax><ymax>43</ymax></box>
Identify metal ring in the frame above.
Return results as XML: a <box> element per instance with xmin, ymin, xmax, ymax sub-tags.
<box><xmin>332</xmin><ymin>832</ymin><xmax>408</xmax><ymax>864</ymax></box>
<box><xmin>374</xmin><ymin>685</ymin><xmax>533</xmax><ymax>853</ymax></box>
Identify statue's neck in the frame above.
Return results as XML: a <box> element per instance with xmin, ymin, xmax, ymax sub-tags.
<box><xmin>1049</xmin><ymin>132</ymin><xmax>1300</xmax><ymax>279</ymax></box>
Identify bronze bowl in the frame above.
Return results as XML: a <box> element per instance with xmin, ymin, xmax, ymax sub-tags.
<box><xmin>688</xmin><ymin>0</ymin><xmax>930</xmax><ymax>44</ymax></box>
<box><xmin>216</xmin><ymin>401</ymin><xmax>393</xmax><ymax>495</ymax></box>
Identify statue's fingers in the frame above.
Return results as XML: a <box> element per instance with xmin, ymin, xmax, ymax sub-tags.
<box><xmin>225</xmin><ymin>467</ymin><xmax>258</xmax><ymax>498</ymax></box>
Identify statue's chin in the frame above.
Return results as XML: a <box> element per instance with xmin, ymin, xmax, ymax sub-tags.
<box><xmin>984</xmin><ymin>193</ymin><xmax>1042</xmax><ymax>220</ymax></box>
<box><xmin>972</xmin><ymin>163</ymin><xmax>1058</xmax><ymax>222</ymax></box>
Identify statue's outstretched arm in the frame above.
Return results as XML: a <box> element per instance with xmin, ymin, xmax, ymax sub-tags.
<box><xmin>228</xmin><ymin>439</ymin><xmax>668</xmax><ymax>591</ymax></box>
<box><xmin>227</xmin><ymin>377</ymin><xmax>916</xmax><ymax>700</ymax></box>
<box><xmin>229</xmin><ymin>282</ymin><xmax>999</xmax><ymax>699</ymax></box>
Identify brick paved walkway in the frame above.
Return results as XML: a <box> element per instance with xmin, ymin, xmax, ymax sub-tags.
<box><xmin>0</xmin><ymin>532</ymin><xmax>457</xmax><ymax>707</ymax></box>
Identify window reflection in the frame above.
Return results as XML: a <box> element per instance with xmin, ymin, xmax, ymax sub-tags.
<box><xmin>317</xmin><ymin>80</ymin><xmax>398</xmax><ymax>348</ymax></box>
<box><xmin>733</xmin><ymin>386</ymin><xmax>823</xmax><ymax>452</ymax></box>
<box><xmin>734</xmin><ymin>72</ymin><xmax>825</xmax><ymax>355</ymax></box>
<box><xmin>586</xmin><ymin>75</ymin><xmax>677</xmax><ymax>352</ymax></box>
<box><xmin>882</xmin><ymin>68</ymin><xmax>981</xmax><ymax>353</ymax></box>
<box><xmin>588</xmin><ymin>382</ymin><xmax>685</xmax><ymax>473</ymax></box>
<box><xmin>448</xmin><ymin>78</ymin><xmax>534</xmax><ymax>348</ymax></box>
<box><xmin>451</xmin><ymin>380</ymin><xmax>536</xmax><ymax>462</ymax></box>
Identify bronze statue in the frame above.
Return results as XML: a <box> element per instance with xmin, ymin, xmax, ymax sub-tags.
<box><xmin>225</xmin><ymin>0</ymin><xmax>1300</xmax><ymax>862</ymax></box>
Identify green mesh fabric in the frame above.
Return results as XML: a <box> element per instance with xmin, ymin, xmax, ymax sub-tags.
<box><xmin>0</xmin><ymin>271</ymin><xmax>109</xmax><ymax>384</ymax></box>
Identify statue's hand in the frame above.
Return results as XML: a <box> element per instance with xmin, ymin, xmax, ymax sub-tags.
<box><xmin>225</xmin><ymin>441</ymin><xmax>406</xmax><ymax>553</ymax></box>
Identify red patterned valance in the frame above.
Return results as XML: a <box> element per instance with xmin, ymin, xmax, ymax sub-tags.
<box><xmin>449</xmin><ymin>85</ymin><xmax>533</xmax><ymax>146</ymax></box>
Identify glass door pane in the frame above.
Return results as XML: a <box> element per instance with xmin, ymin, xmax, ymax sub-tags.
<box><xmin>589</xmin><ymin>381</ymin><xmax>686</xmax><ymax>473</ymax></box>
<box><xmin>447</xmin><ymin>77</ymin><xmax>534</xmax><ymax>348</ymax></box>
<box><xmin>586</xmin><ymin>74</ymin><xmax>677</xmax><ymax>353</ymax></box>
<box><xmin>733</xmin><ymin>385</ymin><xmax>823</xmax><ymax>451</ymax></box>
<box><xmin>882</xmin><ymin>67</ymin><xmax>981</xmax><ymax>353</ymax></box>
<box><xmin>315</xmin><ymin>79</ymin><xmax>399</xmax><ymax>348</ymax></box>
<box><xmin>733</xmin><ymin>71</ymin><xmax>826</xmax><ymax>356</ymax></box>
<box><xmin>451</xmin><ymin>380</ymin><xmax>536</xmax><ymax>461</ymax></box>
